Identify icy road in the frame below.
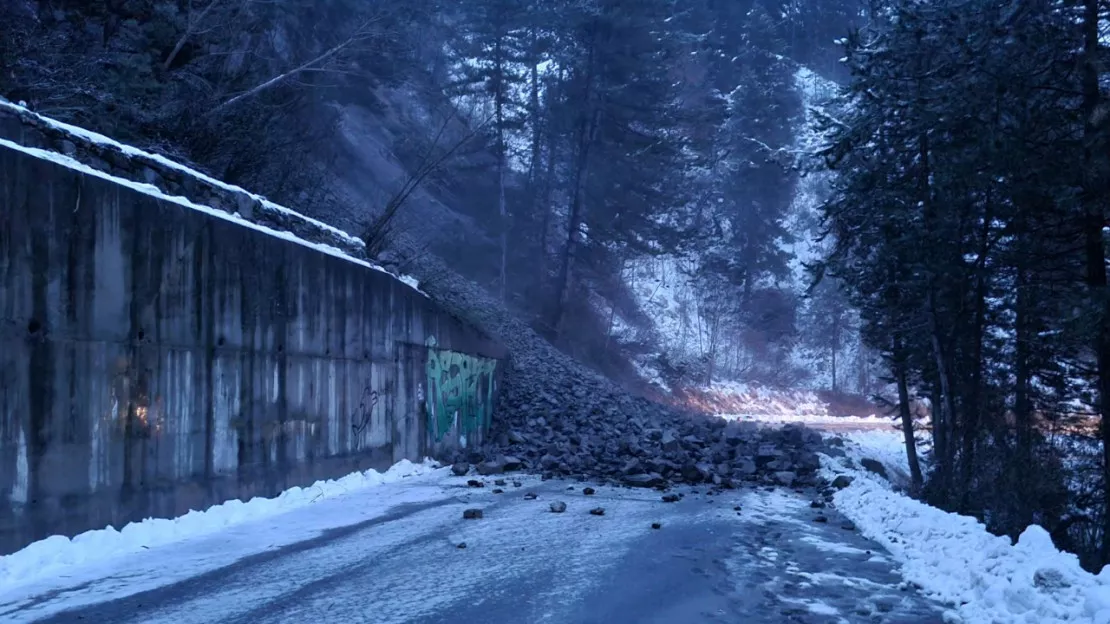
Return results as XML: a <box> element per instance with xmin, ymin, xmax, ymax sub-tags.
<box><xmin>0</xmin><ymin>474</ymin><xmax>945</xmax><ymax>624</ymax></box>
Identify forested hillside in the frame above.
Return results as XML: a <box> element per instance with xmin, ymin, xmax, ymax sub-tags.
<box><xmin>814</xmin><ymin>0</ymin><xmax>1110</xmax><ymax>571</ymax></box>
<box><xmin>9</xmin><ymin>0</ymin><xmax>1110</xmax><ymax>577</ymax></box>
<box><xmin>0</xmin><ymin>0</ymin><xmax>865</xmax><ymax>390</ymax></box>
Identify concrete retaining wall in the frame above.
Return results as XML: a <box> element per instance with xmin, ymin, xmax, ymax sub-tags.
<box><xmin>0</xmin><ymin>120</ymin><xmax>505</xmax><ymax>555</ymax></box>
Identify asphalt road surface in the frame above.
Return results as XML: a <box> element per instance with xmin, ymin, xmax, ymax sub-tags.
<box><xmin>5</xmin><ymin>477</ymin><xmax>947</xmax><ymax>624</ymax></box>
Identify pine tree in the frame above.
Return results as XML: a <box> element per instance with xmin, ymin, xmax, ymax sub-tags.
<box><xmin>817</xmin><ymin>0</ymin><xmax>1102</xmax><ymax>559</ymax></box>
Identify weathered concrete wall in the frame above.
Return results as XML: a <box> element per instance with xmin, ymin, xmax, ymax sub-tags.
<box><xmin>0</xmin><ymin>141</ymin><xmax>505</xmax><ymax>555</ymax></box>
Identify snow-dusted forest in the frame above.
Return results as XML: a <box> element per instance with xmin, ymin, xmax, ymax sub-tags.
<box><xmin>4</xmin><ymin>0</ymin><xmax>1110</xmax><ymax>595</ymax></box>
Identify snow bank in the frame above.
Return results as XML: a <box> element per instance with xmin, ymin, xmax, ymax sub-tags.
<box><xmin>0</xmin><ymin>99</ymin><xmax>424</xmax><ymax>295</ymax></box>
<box><xmin>690</xmin><ymin>382</ymin><xmax>836</xmax><ymax>418</ymax></box>
<box><xmin>837</xmin><ymin>428</ymin><xmax>921</xmax><ymax>474</ymax></box>
<box><xmin>0</xmin><ymin>458</ymin><xmax>442</xmax><ymax>594</ymax></box>
<box><xmin>726</xmin><ymin>412</ymin><xmax>890</xmax><ymax>425</ymax></box>
<box><xmin>822</xmin><ymin>449</ymin><xmax>1110</xmax><ymax>623</ymax></box>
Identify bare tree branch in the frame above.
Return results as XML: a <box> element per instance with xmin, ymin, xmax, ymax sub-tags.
<box><xmin>362</xmin><ymin>110</ymin><xmax>495</xmax><ymax>258</ymax></box>
<box><xmin>209</xmin><ymin>18</ymin><xmax>381</xmax><ymax>115</ymax></box>
<box><xmin>163</xmin><ymin>0</ymin><xmax>226</xmax><ymax>71</ymax></box>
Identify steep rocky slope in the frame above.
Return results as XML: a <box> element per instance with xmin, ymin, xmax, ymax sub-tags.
<box><xmin>410</xmin><ymin>253</ymin><xmax>831</xmax><ymax>490</ymax></box>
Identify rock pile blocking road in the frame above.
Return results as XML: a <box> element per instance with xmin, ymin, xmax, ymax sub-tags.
<box><xmin>410</xmin><ymin>252</ymin><xmax>830</xmax><ymax>491</ymax></box>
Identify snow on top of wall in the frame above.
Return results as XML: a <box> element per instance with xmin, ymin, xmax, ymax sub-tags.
<box><xmin>0</xmin><ymin>100</ymin><xmax>361</xmax><ymax>247</ymax></box>
<box><xmin>0</xmin><ymin>136</ymin><xmax>424</xmax><ymax>297</ymax></box>
<box><xmin>0</xmin><ymin>98</ymin><xmax>426</xmax><ymax>296</ymax></box>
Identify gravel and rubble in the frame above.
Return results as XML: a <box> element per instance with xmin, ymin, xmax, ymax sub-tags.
<box><xmin>407</xmin><ymin>252</ymin><xmax>833</xmax><ymax>491</ymax></box>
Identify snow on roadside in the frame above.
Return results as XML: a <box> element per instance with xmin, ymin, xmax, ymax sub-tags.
<box><xmin>726</xmin><ymin>413</ymin><xmax>890</xmax><ymax>425</ymax></box>
<box><xmin>835</xmin><ymin>428</ymin><xmax>920</xmax><ymax>476</ymax></box>
<box><xmin>0</xmin><ymin>458</ymin><xmax>444</xmax><ymax>596</ymax></box>
<box><xmin>821</xmin><ymin>445</ymin><xmax>1110</xmax><ymax>623</ymax></box>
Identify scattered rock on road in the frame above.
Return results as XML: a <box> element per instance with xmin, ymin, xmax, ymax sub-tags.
<box><xmin>661</xmin><ymin>494</ymin><xmax>680</xmax><ymax>503</ymax></box>
<box><xmin>589</xmin><ymin>507</ymin><xmax>605</xmax><ymax>516</ymax></box>
<box><xmin>773</xmin><ymin>471</ymin><xmax>797</xmax><ymax>487</ymax></box>
<box><xmin>651</xmin><ymin>522</ymin><xmax>662</xmax><ymax>529</ymax></box>
<box><xmin>457</xmin><ymin>542</ymin><xmax>467</xmax><ymax>549</ymax></box>
<box><xmin>550</xmin><ymin>501</ymin><xmax>567</xmax><ymax>513</ymax></box>
<box><xmin>860</xmin><ymin>458</ymin><xmax>888</xmax><ymax>480</ymax></box>
<box><xmin>583</xmin><ymin>487</ymin><xmax>596</xmax><ymax>495</ymax></box>
<box><xmin>624</xmin><ymin>473</ymin><xmax>667</xmax><ymax>489</ymax></box>
<box><xmin>467</xmin><ymin>480</ymin><xmax>484</xmax><ymax>488</ymax></box>
<box><xmin>463</xmin><ymin>509</ymin><xmax>483</xmax><ymax>520</ymax></box>
<box><xmin>814</xmin><ymin>515</ymin><xmax>828</xmax><ymax>523</ymax></box>
<box><xmin>524</xmin><ymin>492</ymin><xmax>538</xmax><ymax>500</ymax></box>
<box><xmin>476</xmin><ymin>460</ymin><xmax>504</xmax><ymax>476</ymax></box>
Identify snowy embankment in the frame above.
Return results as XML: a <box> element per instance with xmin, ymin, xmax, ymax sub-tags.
<box><xmin>689</xmin><ymin>380</ymin><xmax>878</xmax><ymax>419</ymax></box>
<box><xmin>725</xmin><ymin>412</ymin><xmax>891</xmax><ymax>426</ymax></box>
<box><xmin>0</xmin><ymin>459</ymin><xmax>444</xmax><ymax>598</ymax></box>
<box><xmin>824</xmin><ymin>431</ymin><xmax>1110</xmax><ymax>623</ymax></box>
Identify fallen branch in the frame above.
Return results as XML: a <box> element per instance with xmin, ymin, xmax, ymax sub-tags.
<box><xmin>209</xmin><ymin>17</ymin><xmax>383</xmax><ymax>115</ymax></box>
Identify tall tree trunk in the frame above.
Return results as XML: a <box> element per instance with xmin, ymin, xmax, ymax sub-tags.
<box><xmin>961</xmin><ymin>199</ymin><xmax>994</xmax><ymax>510</ymax></box>
<box><xmin>705</xmin><ymin>311</ymin><xmax>720</xmax><ymax>387</ymax></box>
<box><xmin>538</xmin><ymin>125</ymin><xmax>557</xmax><ymax>285</ymax></box>
<box><xmin>604</xmin><ymin>260</ymin><xmax>627</xmax><ymax>350</ymax></box>
<box><xmin>527</xmin><ymin>28</ymin><xmax>542</xmax><ymax>191</ymax></box>
<box><xmin>931</xmin><ymin>383</ymin><xmax>945</xmax><ymax>477</ymax></box>
<box><xmin>552</xmin><ymin>117</ymin><xmax>593</xmax><ymax>336</ymax></box>
<box><xmin>1014</xmin><ymin>258</ymin><xmax>1034</xmax><ymax>526</ymax></box>
<box><xmin>894</xmin><ymin>337</ymin><xmax>924</xmax><ymax>492</ymax></box>
<box><xmin>552</xmin><ymin>25</ymin><xmax>601</xmax><ymax>337</ymax></box>
<box><xmin>918</xmin><ymin>123</ymin><xmax>957</xmax><ymax>503</ymax></box>
<box><xmin>928</xmin><ymin>288</ymin><xmax>957</xmax><ymax>502</ymax></box>
<box><xmin>830</xmin><ymin>311</ymin><xmax>840</xmax><ymax>393</ymax></box>
<box><xmin>857</xmin><ymin>337</ymin><xmax>869</xmax><ymax>395</ymax></box>
<box><xmin>493</xmin><ymin>17</ymin><xmax>508</xmax><ymax>301</ymax></box>
<box><xmin>1080</xmin><ymin>0</ymin><xmax>1110</xmax><ymax>564</ymax></box>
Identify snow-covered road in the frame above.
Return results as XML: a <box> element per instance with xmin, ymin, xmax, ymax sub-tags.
<box><xmin>1</xmin><ymin>475</ymin><xmax>945</xmax><ymax>624</ymax></box>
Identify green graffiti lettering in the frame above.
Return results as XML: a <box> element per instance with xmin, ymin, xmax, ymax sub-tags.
<box><xmin>426</xmin><ymin>345</ymin><xmax>497</xmax><ymax>443</ymax></box>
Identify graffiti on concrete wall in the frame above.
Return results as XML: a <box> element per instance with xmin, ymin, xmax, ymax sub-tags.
<box><xmin>424</xmin><ymin>336</ymin><xmax>497</xmax><ymax>446</ymax></box>
<box><xmin>351</xmin><ymin>382</ymin><xmax>381</xmax><ymax>450</ymax></box>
